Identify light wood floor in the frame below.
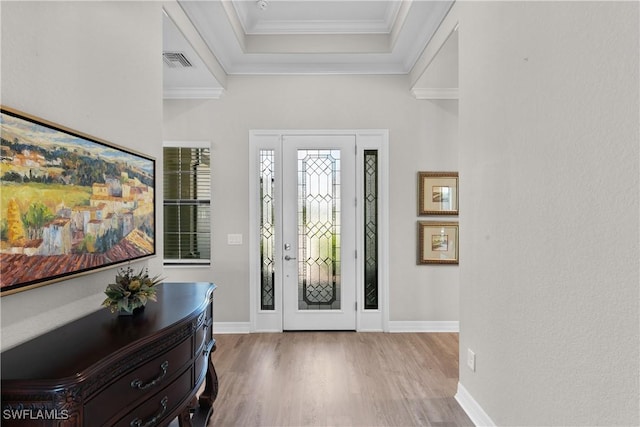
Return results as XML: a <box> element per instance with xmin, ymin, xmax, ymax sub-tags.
<box><xmin>206</xmin><ymin>332</ymin><xmax>473</xmax><ymax>427</ymax></box>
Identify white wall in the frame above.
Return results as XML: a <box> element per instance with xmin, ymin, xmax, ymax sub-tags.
<box><xmin>458</xmin><ymin>2</ymin><xmax>639</xmax><ymax>425</ymax></box>
<box><xmin>0</xmin><ymin>1</ymin><xmax>163</xmax><ymax>350</ymax></box>
<box><xmin>163</xmin><ymin>75</ymin><xmax>460</xmax><ymax>325</ymax></box>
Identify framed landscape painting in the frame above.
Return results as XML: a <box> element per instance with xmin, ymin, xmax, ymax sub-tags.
<box><xmin>418</xmin><ymin>171</ymin><xmax>459</xmax><ymax>215</ymax></box>
<box><xmin>418</xmin><ymin>221</ymin><xmax>459</xmax><ymax>264</ymax></box>
<box><xmin>0</xmin><ymin>106</ymin><xmax>156</xmax><ymax>295</ymax></box>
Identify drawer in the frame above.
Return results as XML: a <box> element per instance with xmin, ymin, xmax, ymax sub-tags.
<box><xmin>115</xmin><ymin>367</ymin><xmax>192</xmax><ymax>427</ymax></box>
<box><xmin>206</xmin><ymin>299</ymin><xmax>213</xmax><ymax>322</ymax></box>
<box><xmin>85</xmin><ymin>337</ymin><xmax>192</xmax><ymax>426</ymax></box>
<box><xmin>194</xmin><ymin>348</ymin><xmax>209</xmax><ymax>387</ymax></box>
<box><xmin>194</xmin><ymin>320</ymin><xmax>211</xmax><ymax>356</ymax></box>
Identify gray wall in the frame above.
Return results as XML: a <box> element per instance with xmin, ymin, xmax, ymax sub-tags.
<box><xmin>163</xmin><ymin>75</ymin><xmax>460</xmax><ymax>325</ymax></box>
<box><xmin>0</xmin><ymin>1</ymin><xmax>163</xmax><ymax>350</ymax></box>
<box><xmin>458</xmin><ymin>2</ymin><xmax>639</xmax><ymax>425</ymax></box>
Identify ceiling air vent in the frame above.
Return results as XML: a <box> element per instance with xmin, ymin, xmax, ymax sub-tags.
<box><xmin>163</xmin><ymin>52</ymin><xmax>193</xmax><ymax>68</ymax></box>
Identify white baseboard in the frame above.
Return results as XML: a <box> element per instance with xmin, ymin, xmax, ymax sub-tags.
<box><xmin>213</xmin><ymin>321</ymin><xmax>458</xmax><ymax>334</ymax></box>
<box><xmin>455</xmin><ymin>382</ymin><xmax>496</xmax><ymax>427</ymax></box>
<box><xmin>388</xmin><ymin>321</ymin><xmax>459</xmax><ymax>333</ymax></box>
<box><xmin>212</xmin><ymin>322</ymin><xmax>251</xmax><ymax>334</ymax></box>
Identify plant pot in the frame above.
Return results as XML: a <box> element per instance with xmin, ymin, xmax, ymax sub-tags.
<box><xmin>118</xmin><ymin>305</ymin><xmax>145</xmax><ymax>316</ymax></box>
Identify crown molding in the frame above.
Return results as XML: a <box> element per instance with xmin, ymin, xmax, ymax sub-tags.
<box><xmin>248</xmin><ymin>19</ymin><xmax>393</xmax><ymax>35</ymax></box>
<box><xmin>410</xmin><ymin>2</ymin><xmax>458</xmax><ymax>87</ymax></box>
<box><xmin>232</xmin><ymin>0</ymin><xmax>402</xmax><ymax>35</ymax></box>
<box><xmin>411</xmin><ymin>88</ymin><xmax>459</xmax><ymax>100</ymax></box>
<box><xmin>163</xmin><ymin>87</ymin><xmax>225</xmax><ymax>100</ymax></box>
<box><xmin>227</xmin><ymin>62</ymin><xmax>406</xmax><ymax>75</ymax></box>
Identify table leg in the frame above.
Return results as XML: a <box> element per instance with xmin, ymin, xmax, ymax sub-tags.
<box><xmin>191</xmin><ymin>344</ymin><xmax>218</xmax><ymax>425</ymax></box>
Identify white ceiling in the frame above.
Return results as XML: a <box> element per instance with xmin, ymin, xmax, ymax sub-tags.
<box><xmin>163</xmin><ymin>0</ymin><xmax>455</xmax><ymax>97</ymax></box>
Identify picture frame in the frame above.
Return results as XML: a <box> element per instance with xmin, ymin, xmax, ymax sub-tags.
<box><xmin>0</xmin><ymin>106</ymin><xmax>156</xmax><ymax>295</ymax></box>
<box><xmin>418</xmin><ymin>171</ymin><xmax>458</xmax><ymax>215</ymax></box>
<box><xmin>418</xmin><ymin>221</ymin><xmax>459</xmax><ymax>264</ymax></box>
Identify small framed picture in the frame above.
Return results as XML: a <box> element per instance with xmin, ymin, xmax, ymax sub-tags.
<box><xmin>418</xmin><ymin>172</ymin><xmax>458</xmax><ymax>215</ymax></box>
<box><xmin>418</xmin><ymin>221</ymin><xmax>459</xmax><ymax>264</ymax></box>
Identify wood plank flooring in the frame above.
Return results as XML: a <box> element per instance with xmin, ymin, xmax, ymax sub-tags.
<box><xmin>206</xmin><ymin>332</ymin><xmax>473</xmax><ymax>427</ymax></box>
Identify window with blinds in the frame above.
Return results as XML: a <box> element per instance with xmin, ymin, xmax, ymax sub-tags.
<box><xmin>163</xmin><ymin>144</ymin><xmax>211</xmax><ymax>264</ymax></box>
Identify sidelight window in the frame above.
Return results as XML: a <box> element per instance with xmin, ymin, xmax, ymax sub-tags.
<box><xmin>364</xmin><ymin>150</ymin><xmax>379</xmax><ymax>309</ymax></box>
<box><xmin>259</xmin><ymin>149</ymin><xmax>275</xmax><ymax>310</ymax></box>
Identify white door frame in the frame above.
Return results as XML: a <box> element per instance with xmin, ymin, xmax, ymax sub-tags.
<box><xmin>249</xmin><ymin>130</ymin><xmax>389</xmax><ymax>332</ymax></box>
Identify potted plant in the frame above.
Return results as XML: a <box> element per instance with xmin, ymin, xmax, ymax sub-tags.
<box><xmin>102</xmin><ymin>266</ymin><xmax>163</xmax><ymax>315</ymax></box>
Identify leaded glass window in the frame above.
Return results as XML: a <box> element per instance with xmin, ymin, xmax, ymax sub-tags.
<box><xmin>297</xmin><ymin>149</ymin><xmax>341</xmax><ymax>310</ymax></box>
<box><xmin>260</xmin><ymin>150</ymin><xmax>275</xmax><ymax>310</ymax></box>
<box><xmin>364</xmin><ymin>150</ymin><xmax>378</xmax><ymax>309</ymax></box>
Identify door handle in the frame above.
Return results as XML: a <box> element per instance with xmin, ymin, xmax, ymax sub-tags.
<box><xmin>284</xmin><ymin>255</ymin><xmax>296</xmax><ymax>261</ymax></box>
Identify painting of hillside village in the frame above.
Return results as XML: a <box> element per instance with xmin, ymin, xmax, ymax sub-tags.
<box><xmin>0</xmin><ymin>108</ymin><xmax>155</xmax><ymax>294</ymax></box>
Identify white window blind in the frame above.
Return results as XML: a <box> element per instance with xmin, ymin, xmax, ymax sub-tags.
<box><xmin>163</xmin><ymin>143</ymin><xmax>211</xmax><ymax>264</ymax></box>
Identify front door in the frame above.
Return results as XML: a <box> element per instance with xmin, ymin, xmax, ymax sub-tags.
<box><xmin>282</xmin><ymin>135</ymin><xmax>356</xmax><ymax>330</ymax></box>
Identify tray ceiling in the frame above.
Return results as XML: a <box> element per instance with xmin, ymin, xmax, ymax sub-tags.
<box><xmin>163</xmin><ymin>0</ymin><xmax>454</xmax><ymax>96</ymax></box>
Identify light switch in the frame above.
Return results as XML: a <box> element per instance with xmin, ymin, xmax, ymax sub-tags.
<box><xmin>227</xmin><ymin>234</ymin><xmax>243</xmax><ymax>245</ymax></box>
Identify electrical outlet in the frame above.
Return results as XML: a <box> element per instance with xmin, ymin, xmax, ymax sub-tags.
<box><xmin>467</xmin><ymin>349</ymin><xmax>476</xmax><ymax>372</ymax></box>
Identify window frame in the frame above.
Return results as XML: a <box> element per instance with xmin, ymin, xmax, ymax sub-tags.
<box><xmin>162</xmin><ymin>140</ymin><xmax>212</xmax><ymax>266</ymax></box>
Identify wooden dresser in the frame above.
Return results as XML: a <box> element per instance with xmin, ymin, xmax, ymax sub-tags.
<box><xmin>1</xmin><ymin>282</ymin><xmax>217</xmax><ymax>427</ymax></box>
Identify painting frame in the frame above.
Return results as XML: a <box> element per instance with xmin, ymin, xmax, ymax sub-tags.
<box><xmin>418</xmin><ymin>221</ymin><xmax>459</xmax><ymax>265</ymax></box>
<box><xmin>0</xmin><ymin>106</ymin><xmax>156</xmax><ymax>296</ymax></box>
<box><xmin>418</xmin><ymin>171</ymin><xmax>459</xmax><ymax>215</ymax></box>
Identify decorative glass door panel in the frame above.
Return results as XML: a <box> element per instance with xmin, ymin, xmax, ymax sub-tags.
<box><xmin>297</xmin><ymin>149</ymin><xmax>341</xmax><ymax>310</ymax></box>
<box><xmin>283</xmin><ymin>136</ymin><xmax>356</xmax><ymax>330</ymax></box>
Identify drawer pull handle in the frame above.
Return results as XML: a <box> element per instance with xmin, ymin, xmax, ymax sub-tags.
<box><xmin>130</xmin><ymin>396</ymin><xmax>168</xmax><ymax>427</ymax></box>
<box><xmin>130</xmin><ymin>361</ymin><xmax>169</xmax><ymax>390</ymax></box>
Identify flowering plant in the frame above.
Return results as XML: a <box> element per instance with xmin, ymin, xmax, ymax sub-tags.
<box><xmin>102</xmin><ymin>266</ymin><xmax>163</xmax><ymax>314</ymax></box>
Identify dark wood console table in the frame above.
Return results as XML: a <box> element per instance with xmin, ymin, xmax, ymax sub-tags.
<box><xmin>1</xmin><ymin>282</ymin><xmax>217</xmax><ymax>427</ymax></box>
